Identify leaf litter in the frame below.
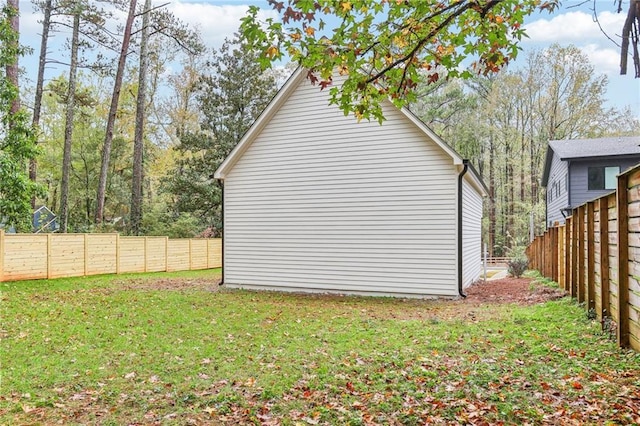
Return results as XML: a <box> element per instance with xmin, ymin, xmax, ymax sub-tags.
<box><xmin>1</xmin><ymin>274</ymin><xmax>639</xmax><ymax>425</ymax></box>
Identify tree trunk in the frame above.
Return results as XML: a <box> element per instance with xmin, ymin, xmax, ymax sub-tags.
<box><xmin>95</xmin><ymin>0</ymin><xmax>137</xmax><ymax>225</ymax></box>
<box><xmin>488</xmin><ymin>135</ymin><xmax>495</xmax><ymax>258</ymax></box>
<box><xmin>130</xmin><ymin>0</ymin><xmax>151</xmax><ymax>235</ymax></box>
<box><xmin>59</xmin><ymin>9</ymin><xmax>80</xmax><ymax>233</ymax></box>
<box><xmin>530</xmin><ymin>135</ymin><xmax>537</xmax><ymax>206</ymax></box>
<box><xmin>30</xmin><ymin>0</ymin><xmax>53</xmax><ymax>208</ymax></box>
<box><xmin>5</xmin><ymin>0</ymin><xmax>19</xmax><ymax>115</ymax></box>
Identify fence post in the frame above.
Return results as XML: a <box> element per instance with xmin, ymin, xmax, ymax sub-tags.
<box><xmin>47</xmin><ymin>233</ymin><xmax>52</xmax><ymax>279</ymax></box>
<box><xmin>565</xmin><ymin>217</ymin><xmax>571</xmax><ymax>292</ymax></box>
<box><xmin>587</xmin><ymin>202</ymin><xmax>596</xmax><ymax>311</ymax></box>
<box><xmin>189</xmin><ymin>239</ymin><xmax>193</xmax><ymax>270</ymax></box>
<box><xmin>559</xmin><ymin>225</ymin><xmax>565</xmax><ymax>288</ymax></box>
<box><xmin>551</xmin><ymin>226</ymin><xmax>560</xmax><ymax>282</ymax></box>
<box><xmin>540</xmin><ymin>234</ymin><xmax>544</xmax><ymax>274</ymax></box>
<box><xmin>571</xmin><ymin>211</ymin><xmax>578</xmax><ymax>298</ymax></box>
<box><xmin>599</xmin><ymin>196</ymin><xmax>610</xmax><ymax>321</ymax></box>
<box><xmin>545</xmin><ymin>230</ymin><xmax>550</xmax><ymax>278</ymax></box>
<box><xmin>536</xmin><ymin>236</ymin><xmax>540</xmax><ymax>272</ymax></box>
<box><xmin>616</xmin><ymin>173</ymin><xmax>630</xmax><ymax>348</ymax></box>
<box><xmin>0</xmin><ymin>229</ymin><xmax>4</xmax><ymax>282</ymax></box>
<box><xmin>577</xmin><ymin>206</ymin><xmax>585</xmax><ymax>303</ymax></box>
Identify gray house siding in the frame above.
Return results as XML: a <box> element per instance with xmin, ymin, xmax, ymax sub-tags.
<box><xmin>215</xmin><ymin>69</ymin><xmax>487</xmax><ymax>298</ymax></box>
<box><xmin>569</xmin><ymin>157</ymin><xmax>640</xmax><ymax>207</ymax></box>
<box><xmin>221</xmin><ymin>75</ymin><xmax>458</xmax><ymax>297</ymax></box>
<box><xmin>546</xmin><ymin>151</ymin><xmax>569</xmax><ymax>227</ymax></box>
<box><xmin>462</xmin><ymin>179</ymin><xmax>483</xmax><ymax>288</ymax></box>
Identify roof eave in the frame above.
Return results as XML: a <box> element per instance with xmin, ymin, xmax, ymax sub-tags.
<box><xmin>541</xmin><ymin>146</ymin><xmax>554</xmax><ymax>187</ymax></box>
<box><xmin>558</xmin><ymin>152</ymin><xmax>640</xmax><ymax>161</ymax></box>
<box><xmin>400</xmin><ymin>107</ymin><xmax>464</xmax><ymax>165</ymax></box>
<box><xmin>214</xmin><ymin>67</ymin><xmax>307</xmax><ymax>180</ymax></box>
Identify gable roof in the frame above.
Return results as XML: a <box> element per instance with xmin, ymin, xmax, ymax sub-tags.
<box><xmin>541</xmin><ymin>135</ymin><xmax>640</xmax><ymax>186</ymax></box>
<box><xmin>214</xmin><ymin>67</ymin><xmax>487</xmax><ymax>196</ymax></box>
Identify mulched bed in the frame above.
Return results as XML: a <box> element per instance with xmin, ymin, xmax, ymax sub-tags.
<box><xmin>464</xmin><ymin>276</ymin><xmax>567</xmax><ymax>305</ymax></box>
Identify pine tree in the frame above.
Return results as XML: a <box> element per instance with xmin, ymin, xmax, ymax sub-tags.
<box><xmin>164</xmin><ymin>37</ymin><xmax>279</xmax><ymax>235</ymax></box>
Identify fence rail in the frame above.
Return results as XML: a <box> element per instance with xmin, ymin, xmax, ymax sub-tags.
<box><xmin>527</xmin><ymin>164</ymin><xmax>640</xmax><ymax>352</ymax></box>
<box><xmin>0</xmin><ymin>231</ymin><xmax>222</xmax><ymax>282</ymax></box>
<box><xmin>486</xmin><ymin>256</ymin><xmax>511</xmax><ymax>266</ymax></box>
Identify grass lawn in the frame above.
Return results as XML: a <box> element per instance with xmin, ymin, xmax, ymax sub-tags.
<box><xmin>1</xmin><ymin>270</ymin><xmax>639</xmax><ymax>425</ymax></box>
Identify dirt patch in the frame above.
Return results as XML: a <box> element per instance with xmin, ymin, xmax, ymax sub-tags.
<box><xmin>113</xmin><ymin>277</ymin><xmax>223</xmax><ymax>292</ymax></box>
<box><xmin>464</xmin><ymin>276</ymin><xmax>567</xmax><ymax>305</ymax></box>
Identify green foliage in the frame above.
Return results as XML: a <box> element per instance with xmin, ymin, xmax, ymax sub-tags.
<box><xmin>412</xmin><ymin>44</ymin><xmax>639</xmax><ymax>255</ymax></box>
<box><xmin>2</xmin><ymin>273</ymin><xmax>639</xmax><ymax>424</ymax></box>
<box><xmin>0</xmin><ymin>6</ymin><xmax>42</xmax><ymax>232</ymax></box>
<box><xmin>508</xmin><ymin>257</ymin><xmax>529</xmax><ymax>278</ymax></box>
<box><xmin>163</xmin><ymin>36</ymin><xmax>278</xmax><ymax>235</ymax></box>
<box><xmin>37</xmin><ymin>75</ymin><xmax>141</xmax><ymax>232</ymax></box>
<box><xmin>140</xmin><ymin>203</ymin><xmax>203</xmax><ymax>238</ymax></box>
<box><xmin>508</xmin><ymin>242</ymin><xmax>529</xmax><ymax>279</ymax></box>
<box><xmin>240</xmin><ymin>0</ymin><xmax>558</xmax><ymax>121</ymax></box>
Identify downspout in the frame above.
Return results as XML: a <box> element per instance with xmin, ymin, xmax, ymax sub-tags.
<box><xmin>217</xmin><ymin>179</ymin><xmax>224</xmax><ymax>286</ymax></box>
<box><xmin>458</xmin><ymin>159</ymin><xmax>469</xmax><ymax>298</ymax></box>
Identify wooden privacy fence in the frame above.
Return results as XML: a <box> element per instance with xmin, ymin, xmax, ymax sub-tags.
<box><xmin>527</xmin><ymin>164</ymin><xmax>640</xmax><ymax>352</ymax></box>
<box><xmin>0</xmin><ymin>230</ymin><xmax>222</xmax><ymax>282</ymax></box>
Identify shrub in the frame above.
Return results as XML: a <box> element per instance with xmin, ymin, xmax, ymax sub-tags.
<box><xmin>508</xmin><ymin>257</ymin><xmax>529</xmax><ymax>278</ymax></box>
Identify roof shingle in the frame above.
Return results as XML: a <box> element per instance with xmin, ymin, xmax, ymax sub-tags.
<box><xmin>549</xmin><ymin>136</ymin><xmax>640</xmax><ymax>159</ymax></box>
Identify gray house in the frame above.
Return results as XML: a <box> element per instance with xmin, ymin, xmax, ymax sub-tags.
<box><xmin>541</xmin><ymin>136</ymin><xmax>640</xmax><ymax>227</ymax></box>
<box><xmin>214</xmin><ymin>68</ymin><xmax>487</xmax><ymax>298</ymax></box>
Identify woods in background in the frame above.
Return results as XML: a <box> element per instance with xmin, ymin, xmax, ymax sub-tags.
<box><xmin>412</xmin><ymin>45</ymin><xmax>639</xmax><ymax>256</ymax></box>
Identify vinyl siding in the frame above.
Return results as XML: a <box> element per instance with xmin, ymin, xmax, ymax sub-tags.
<box><xmin>546</xmin><ymin>150</ymin><xmax>569</xmax><ymax>227</ymax></box>
<box><xmin>569</xmin><ymin>157</ymin><xmax>640</xmax><ymax>207</ymax></box>
<box><xmin>462</xmin><ymin>179</ymin><xmax>483</xmax><ymax>288</ymax></box>
<box><xmin>223</xmin><ymin>77</ymin><xmax>461</xmax><ymax>297</ymax></box>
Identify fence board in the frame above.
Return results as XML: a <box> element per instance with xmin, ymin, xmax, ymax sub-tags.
<box><xmin>167</xmin><ymin>240</ymin><xmax>190</xmax><ymax>272</ymax></box>
<box><xmin>208</xmin><ymin>239</ymin><xmax>222</xmax><ymax>268</ymax></box>
<box><xmin>528</xmin><ymin>165</ymin><xmax>640</xmax><ymax>352</ymax></box>
<box><xmin>565</xmin><ymin>218</ymin><xmax>572</xmax><ymax>293</ymax></box>
<box><xmin>145</xmin><ymin>237</ymin><xmax>167</xmax><ymax>272</ymax></box>
<box><xmin>86</xmin><ymin>234</ymin><xmax>117</xmax><ymax>275</ymax></box>
<box><xmin>618</xmin><ymin>173</ymin><xmax>631</xmax><ymax>347</ymax></box>
<box><xmin>577</xmin><ymin>206</ymin><xmax>585</xmax><ymax>303</ymax></box>
<box><xmin>630</xmin><ymin>327</ymin><xmax>640</xmax><ymax>352</ymax></box>
<box><xmin>3</xmin><ymin>234</ymin><xmax>49</xmax><ymax>281</ymax></box>
<box><xmin>587</xmin><ymin>202</ymin><xmax>595</xmax><ymax>310</ymax></box>
<box><xmin>599</xmin><ymin>197</ymin><xmax>611</xmax><ymax>319</ymax></box>
<box><xmin>190</xmin><ymin>239</ymin><xmax>209</xmax><ymax>270</ymax></box>
<box><xmin>48</xmin><ymin>235</ymin><xmax>85</xmax><ymax>279</ymax></box>
<box><xmin>119</xmin><ymin>238</ymin><xmax>146</xmax><ymax>273</ymax></box>
<box><xmin>0</xmin><ymin>233</ymin><xmax>222</xmax><ymax>282</ymax></box>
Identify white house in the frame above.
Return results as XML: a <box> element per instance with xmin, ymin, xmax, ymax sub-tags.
<box><xmin>214</xmin><ymin>69</ymin><xmax>487</xmax><ymax>298</ymax></box>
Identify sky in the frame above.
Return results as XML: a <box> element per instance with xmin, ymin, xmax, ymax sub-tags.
<box><xmin>16</xmin><ymin>0</ymin><xmax>640</xmax><ymax>117</ymax></box>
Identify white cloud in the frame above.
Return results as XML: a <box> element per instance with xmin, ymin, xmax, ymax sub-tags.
<box><xmin>524</xmin><ymin>10</ymin><xmax>626</xmax><ymax>44</ymax></box>
<box><xmin>20</xmin><ymin>0</ymin><xmax>45</xmax><ymax>36</ymax></box>
<box><xmin>579</xmin><ymin>43</ymin><xmax>620</xmax><ymax>75</ymax></box>
<box><xmin>167</xmin><ymin>1</ymin><xmax>279</xmax><ymax>49</ymax></box>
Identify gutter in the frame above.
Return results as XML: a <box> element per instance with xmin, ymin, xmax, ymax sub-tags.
<box><xmin>457</xmin><ymin>160</ymin><xmax>469</xmax><ymax>298</ymax></box>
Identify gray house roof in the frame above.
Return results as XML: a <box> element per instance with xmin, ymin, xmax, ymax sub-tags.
<box><xmin>541</xmin><ymin>136</ymin><xmax>640</xmax><ymax>186</ymax></box>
